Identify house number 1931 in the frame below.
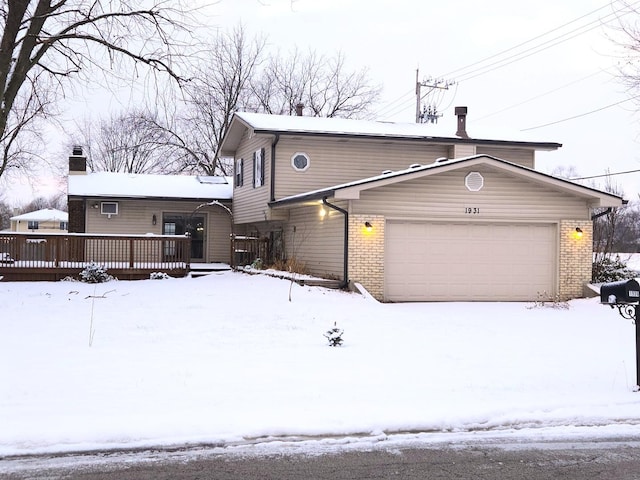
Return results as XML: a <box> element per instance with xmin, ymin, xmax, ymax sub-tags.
<box><xmin>465</xmin><ymin>207</ymin><xmax>480</xmax><ymax>214</ymax></box>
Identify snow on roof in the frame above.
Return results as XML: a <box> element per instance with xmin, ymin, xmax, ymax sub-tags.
<box><xmin>234</xmin><ymin>111</ymin><xmax>560</xmax><ymax>146</ymax></box>
<box><xmin>68</xmin><ymin>172</ymin><xmax>233</xmax><ymax>200</ymax></box>
<box><xmin>10</xmin><ymin>208</ymin><xmax>68</xmax><ymax>222</ymax></box>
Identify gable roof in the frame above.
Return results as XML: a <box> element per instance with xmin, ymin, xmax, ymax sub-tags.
<box><xmin>270</xmin><ymin>154</ymin><xmax>623</xmax><ymax>209</ymax></box>
<box><xmin>11</xmin><ymin>208</ymin><xmax>68</xmax><ymax>222</ymax></box>
<box><xmin>68</xmin><ymin>172</ymin><xmax>233</xmax><ymax>201</ymax></box>
<box><xmin>219</xmin><ymin>112</ymin><xmax>562</xmax><ymax>157</ymax></box>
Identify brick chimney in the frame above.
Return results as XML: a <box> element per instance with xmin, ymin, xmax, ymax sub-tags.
<box><xmin>295</xmin><ymin>103</ymin><xmax>304</xmax><ymax>116</ymax></box>
<box><xmin>455</xmin><ymin>106</ymin><xmax>469</xmax><ymax>139</ymax></box>
<box><xmin>68</xmin><ymin>146</ymin><xmax>87</xmax><ymax>175</ymax></box>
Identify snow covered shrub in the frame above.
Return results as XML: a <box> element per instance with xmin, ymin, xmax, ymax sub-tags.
<box><xmin>592</xmin><ymin>255</ymin><xmax>637</xmax><ymax>283</ymax></box>
<box><xmin>324</xmin><ymin>322</ymin><xmax>344</xmax><ymax>347</ymax></box>
<box><xmin>251</xmin><ymin>257</ymin><xmax>264</xmax><ymax>270</ymax></box>
<box><xmin>150</xmin><ymin>272</ymin><xmax>170</xmax><ymax>280</ymax></box>
<box><xmin>80</xmin><ymin>262</ymin><xmax>114</xmax><ymax>283</ymax></box>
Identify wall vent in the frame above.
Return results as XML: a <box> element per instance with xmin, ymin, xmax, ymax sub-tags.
<box><xmin>465</xmin><ymin>172</ymin><xmax>484</xmax><ymax>191</ymax></box>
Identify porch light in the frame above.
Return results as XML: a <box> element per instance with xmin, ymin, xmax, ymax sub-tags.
<box><xmin>574</xmin><ymin>227</ymin><xmax>583</xmax><ymax>239</ymax></box>
<box><xmin>152</xmin><ymin>214</ymin><xmax>157</xmax><ymax>225</ymax></box>
<box><xmin>319</xmin><ymin>207</ymin><xmax>326</xmax><ymax>218</ymax></box>
<box><xmin>364</xmin><ymin>221</ymin><xmax>373</xmax><ymax>232</ymax></box>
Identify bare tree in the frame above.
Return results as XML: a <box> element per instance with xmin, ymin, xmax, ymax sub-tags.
<box><xmin>249</xmin><ymin>48</ymin><xmax>382</xmax><ymax>118</ymax></box>
<box><xmin>0</xmin><ymin>0</ymin><xmax>196</xmax><ymax>181</ymax></box>
<box><xmin>71</xmin><ymin>109</ymin><xmax>180</xmax><ymax>173</ymax></box>
<box><xmin>136</xmin><ymin>24</ymin><xmax>266</xmax><ymax>176</ymax></box>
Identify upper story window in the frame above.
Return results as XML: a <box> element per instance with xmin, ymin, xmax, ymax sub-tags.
<box><xmin>235</xmin><ymin>158</ymin><xmax>244</xmax><ymax>187</ymax></box>
<box><xmin>27</xmin><ymin>221</ymin><xmax>39</xmax><ymax>230</ymax></box>
<box><xmin>253</xmin><ymin>148</ymin><xmax>265</xmax><ymax>188</ymax></box>
<box><xmin>291</xmin><ymin>152</ymin><xmax>310</xmax><ymax>172</ymax></box>
<box><xmin>101</xmin><ymin>202</ymin><xmax>118</xmax><ymax>215</ymax></box>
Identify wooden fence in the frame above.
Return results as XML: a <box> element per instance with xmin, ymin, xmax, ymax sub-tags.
<box><xmin>0</xmin><ymin>232</ymin><xmax>191</xmax><ymax>281</ymax></box>
<box><xmin>230</xmin><ymin>234</ymin><xmax>271</xmax><ymax>267</ymax></box>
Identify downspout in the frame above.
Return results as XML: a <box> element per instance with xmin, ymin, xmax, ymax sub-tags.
<box><xmin>270</xmin><ymin>134</ymin><xmax>280</xmax><ymax>202</ymax></box>
<box><xmin>322</xmin><ymin>196</ymin><xmax>349</xmax><ymax>289</ymax></box>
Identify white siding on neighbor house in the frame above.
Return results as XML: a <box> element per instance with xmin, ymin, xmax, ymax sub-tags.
<box><xmin>476</xmin><ymin>146</ymin><xmax>535</xmax><ymax>168</ymax></box>
<box><xmin>351</xmin><ymin>167</ymin><xmax>592</xmax><ymax>221</ymax></box>
<box><xmin>232</xmin><ymin>131</ymin><xmax>273</xmax><ymax>224</ymax></box>
<box><xmin>282</xmin><ymin>203</ymin><xmax>345</xmax><ymax>279</ymax></box>
<box><xmin>273</xmin><ymin>136</ymin><xmax>449</xmax><ymax>199</ymax></box>
<box><xmin>85</xmin><ymin>199</ymin><xmax>232</xmax><ymax>263</ymax></box>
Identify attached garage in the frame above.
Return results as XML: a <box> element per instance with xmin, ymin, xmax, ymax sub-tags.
<box><xmin>271</xmin><ymin>154</ymin><xmax>624</xmax><ymax>302</ymax></box>
<box><xmin>385</xmin><ymin>221</ymin><xmax>556</xmax><ymax>302</ymax></box>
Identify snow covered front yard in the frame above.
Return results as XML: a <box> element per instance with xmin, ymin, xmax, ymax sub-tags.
<box><xmin>2</xmin><ymin>270</ymin><xmax>640</xmax><ymax>456</ymax></box>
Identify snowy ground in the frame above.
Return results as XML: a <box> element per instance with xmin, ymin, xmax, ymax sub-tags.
<box><xmin>2</xmin><ymin>269</ymin><xmax>640</xmax><ymax>457</ymax></box>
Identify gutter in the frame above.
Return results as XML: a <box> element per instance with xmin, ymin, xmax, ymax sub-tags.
<box><xmin>322</xmin><ymin>196</ymin><xmax>349</xmax><ymax>289</ymax></box>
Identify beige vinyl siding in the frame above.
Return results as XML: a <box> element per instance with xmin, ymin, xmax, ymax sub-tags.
<box><xmin>233</xmin><ymin>132</ymin><xmax>273</xmax><ymax>224</ymax></box>
<box><xmin>351</xmin><ymin>167</ymin><xmax>592</xmax><ymax>221</ymax></box>
<box><xmin>273</xmin><ymin>136</ymin><xmax>449</xmax><ymax>199</ymax></box>
<box><xmin>450</xmin><ymin>144</ymin><xmax>476</xmax><ymax>158</ymax></box>
<box><xmin>282</xmin><ymin>203</ymin><xmax>345</xmax><ymax>279</ymax></box>
<box><xmin>85</xmin><ymin>199</ymin><xmax>231</xmax><ymax>262</ymax></box>
<box><xmin>476</xmin><ymin>147</ymin><xmax>535</xmax><ymax>168</ymax></box>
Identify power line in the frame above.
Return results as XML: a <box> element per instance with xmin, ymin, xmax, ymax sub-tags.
<box><xmin>474</xmin><ymin>68</ymin><xmax>611</xmax><ymax>122</ymax></box>
<box><xmin>571</xmin><ymin>168</ymin><xmax>640</xmax><ymax>181</ymax></box>
<box><xmin>520</xmin><ymin>94</ymin><xmax>640</xmax><ymax>131</ymax></box>
<box><xmin>442</xmin><ymin>0</ymin><xmax>640</xmax><ymax>83</ymax></box>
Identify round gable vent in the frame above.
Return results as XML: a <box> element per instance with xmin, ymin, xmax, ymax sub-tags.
<box><xmin>465</xmin><ymin>172</ymin><xmax>484</xmax><ymax>192</ymax></box>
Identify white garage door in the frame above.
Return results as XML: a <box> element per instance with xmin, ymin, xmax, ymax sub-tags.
<box><xmin>385</xmin><ymin>222</ymin><xmax>556</xmax><ymax>302</ymax></box>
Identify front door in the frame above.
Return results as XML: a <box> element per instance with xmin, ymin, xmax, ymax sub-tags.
<box><xmin>163</xmin><ymin>214</ymin><xmax>206</xmax><ymax>262</ymax></box>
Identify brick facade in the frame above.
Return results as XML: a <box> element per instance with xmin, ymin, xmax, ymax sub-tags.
<box><xmin>348</xmin><ymin>214</ymin><xmax>385</xmax><ymax>300</ymax></box>
<box><xmin>558</xmin><ymin>220</ymin><xmax>593</xmax><ymax>300</ymax></box>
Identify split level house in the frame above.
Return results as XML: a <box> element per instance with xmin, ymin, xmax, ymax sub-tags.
<box><xmin>218</xmin><ymin>107</ymin><xmax>623</xmax><ymax>302</ymax></box>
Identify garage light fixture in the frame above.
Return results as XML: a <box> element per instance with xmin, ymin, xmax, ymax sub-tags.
<box><xmin>364</xmin><ymin>221</ymin><xmax>373</xmax><ymax>232</ymax></box>
<box><xmin>575</xmin><ymin>227</ymin><xmax>583</xmax><ymax>239</ymax></box>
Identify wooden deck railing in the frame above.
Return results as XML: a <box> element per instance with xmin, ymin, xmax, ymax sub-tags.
<box><xmin>0</xmin><ymin>232</ymin><xmax>191</xmax><ymax>281</ymax></box>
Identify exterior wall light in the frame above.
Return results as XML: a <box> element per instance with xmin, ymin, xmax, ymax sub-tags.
<box><xmin>364</xmin><ymin>221</ymin><xmax>373</xmax><ymax>232</ymax></box>
<box><xmin>319</xmin><ymin>207</ymin><xmax>326</xmax><ymax>218</ymax></box>
<box><xmin>152</xmin><ymin>214</ymin><xmax>157</xmax><ymax>226</ymax></box>
<box><xmin>575</xmin><ymin>227</ymin><xmax>583</xmax><ymax>239</ymax></box>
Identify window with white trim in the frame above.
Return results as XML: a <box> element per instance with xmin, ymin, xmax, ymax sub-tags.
<box><xmin>101</xmin><ymin>202</ymin><xmax>118</xmax><ymax>215</ymax></box>
<box><xmin>235</xmin><ymin>158</ymin><xmax>244</xmax><ymax>187</ymax></box>
<box><xmin>253</xmin><ymin>148</ymin><xmax>265</xmax><ymax>188</ymax></box>
<box><xmin>27</xmin><ymin>221</ymin><xmax>39</xmax><ymax>230</ymax></box>
<box><xmin>291</xmin><ymin>152</ymin><xmax>310</xmax><ymax>172</ymax></box>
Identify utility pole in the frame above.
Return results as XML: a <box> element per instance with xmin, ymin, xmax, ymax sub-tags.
<box><xmin>415</xmin><ymin>68</ymin><xmax>455</xmax><ymax>124</ymax></box>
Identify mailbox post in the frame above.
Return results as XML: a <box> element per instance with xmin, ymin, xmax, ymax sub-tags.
<box><xmin>600</xmin><ymin>279</ymin><xmax>640</xmax><ymax>391</ymax></box>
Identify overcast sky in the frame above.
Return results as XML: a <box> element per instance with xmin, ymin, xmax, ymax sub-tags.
<box><xmin>4</xmin><ymin>0</ymin><xmax>640</xmax><ymax>206</ymax></box>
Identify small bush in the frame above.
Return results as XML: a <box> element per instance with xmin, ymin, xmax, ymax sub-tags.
<box><xmin>270</xmin><ymin>257</ymin><xmax>308</xmax><ymax>275</ymax></box>
<box><xmin>80</xmin><ymin>262</ymin><xmax>115</xmax><ymax>283</ymax></box>
<box><xmin>324</xmin><ymin>322</ymin><xmax>344</xmax><ymax>347</ymax></box>
<box><xmin>592</xmin><ymin>255</ymin><xmax>637</xmax><ymax>283</ymax></box>
<box><xmin>150</xmin><ymin>272</ymin><xmax>171</xmax><ymax>280</ymax></box>
<box><xmin>251</xmin><ymin>257</ymin><xmax>264</xmax><ymax>270</ymax></box>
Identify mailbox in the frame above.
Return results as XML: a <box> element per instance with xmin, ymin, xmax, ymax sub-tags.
<box><xmin>600</xmin><ymin>279</ymin><xmax>640</xmax><ymax>305</ymax></box>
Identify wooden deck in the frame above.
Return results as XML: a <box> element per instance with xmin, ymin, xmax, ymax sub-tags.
<box><xmin>0</xmin><ymin>232</ymin><xmax>191</xmax><ymax>281</ymax></box>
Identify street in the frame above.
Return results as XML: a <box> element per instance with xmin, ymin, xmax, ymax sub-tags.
<box><xmin>3</xmin><ymin>434</ymin><xmax>640</xmax><ymax>479</ymax></box>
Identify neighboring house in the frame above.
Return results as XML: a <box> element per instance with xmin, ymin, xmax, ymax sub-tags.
<box><xmin>10</xmin><ymin>208</ymin><xmax>69</xmax><ymax>233</ymax></box>
<box><xmin>218</xmin><ymin>107</ymin><xmax>623</xmax><ymax>302</ymax></box>
<box><xmin>67</xmin><ymin>149</ymin><xmax>233</xmax><ymax>264</ymax></box>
